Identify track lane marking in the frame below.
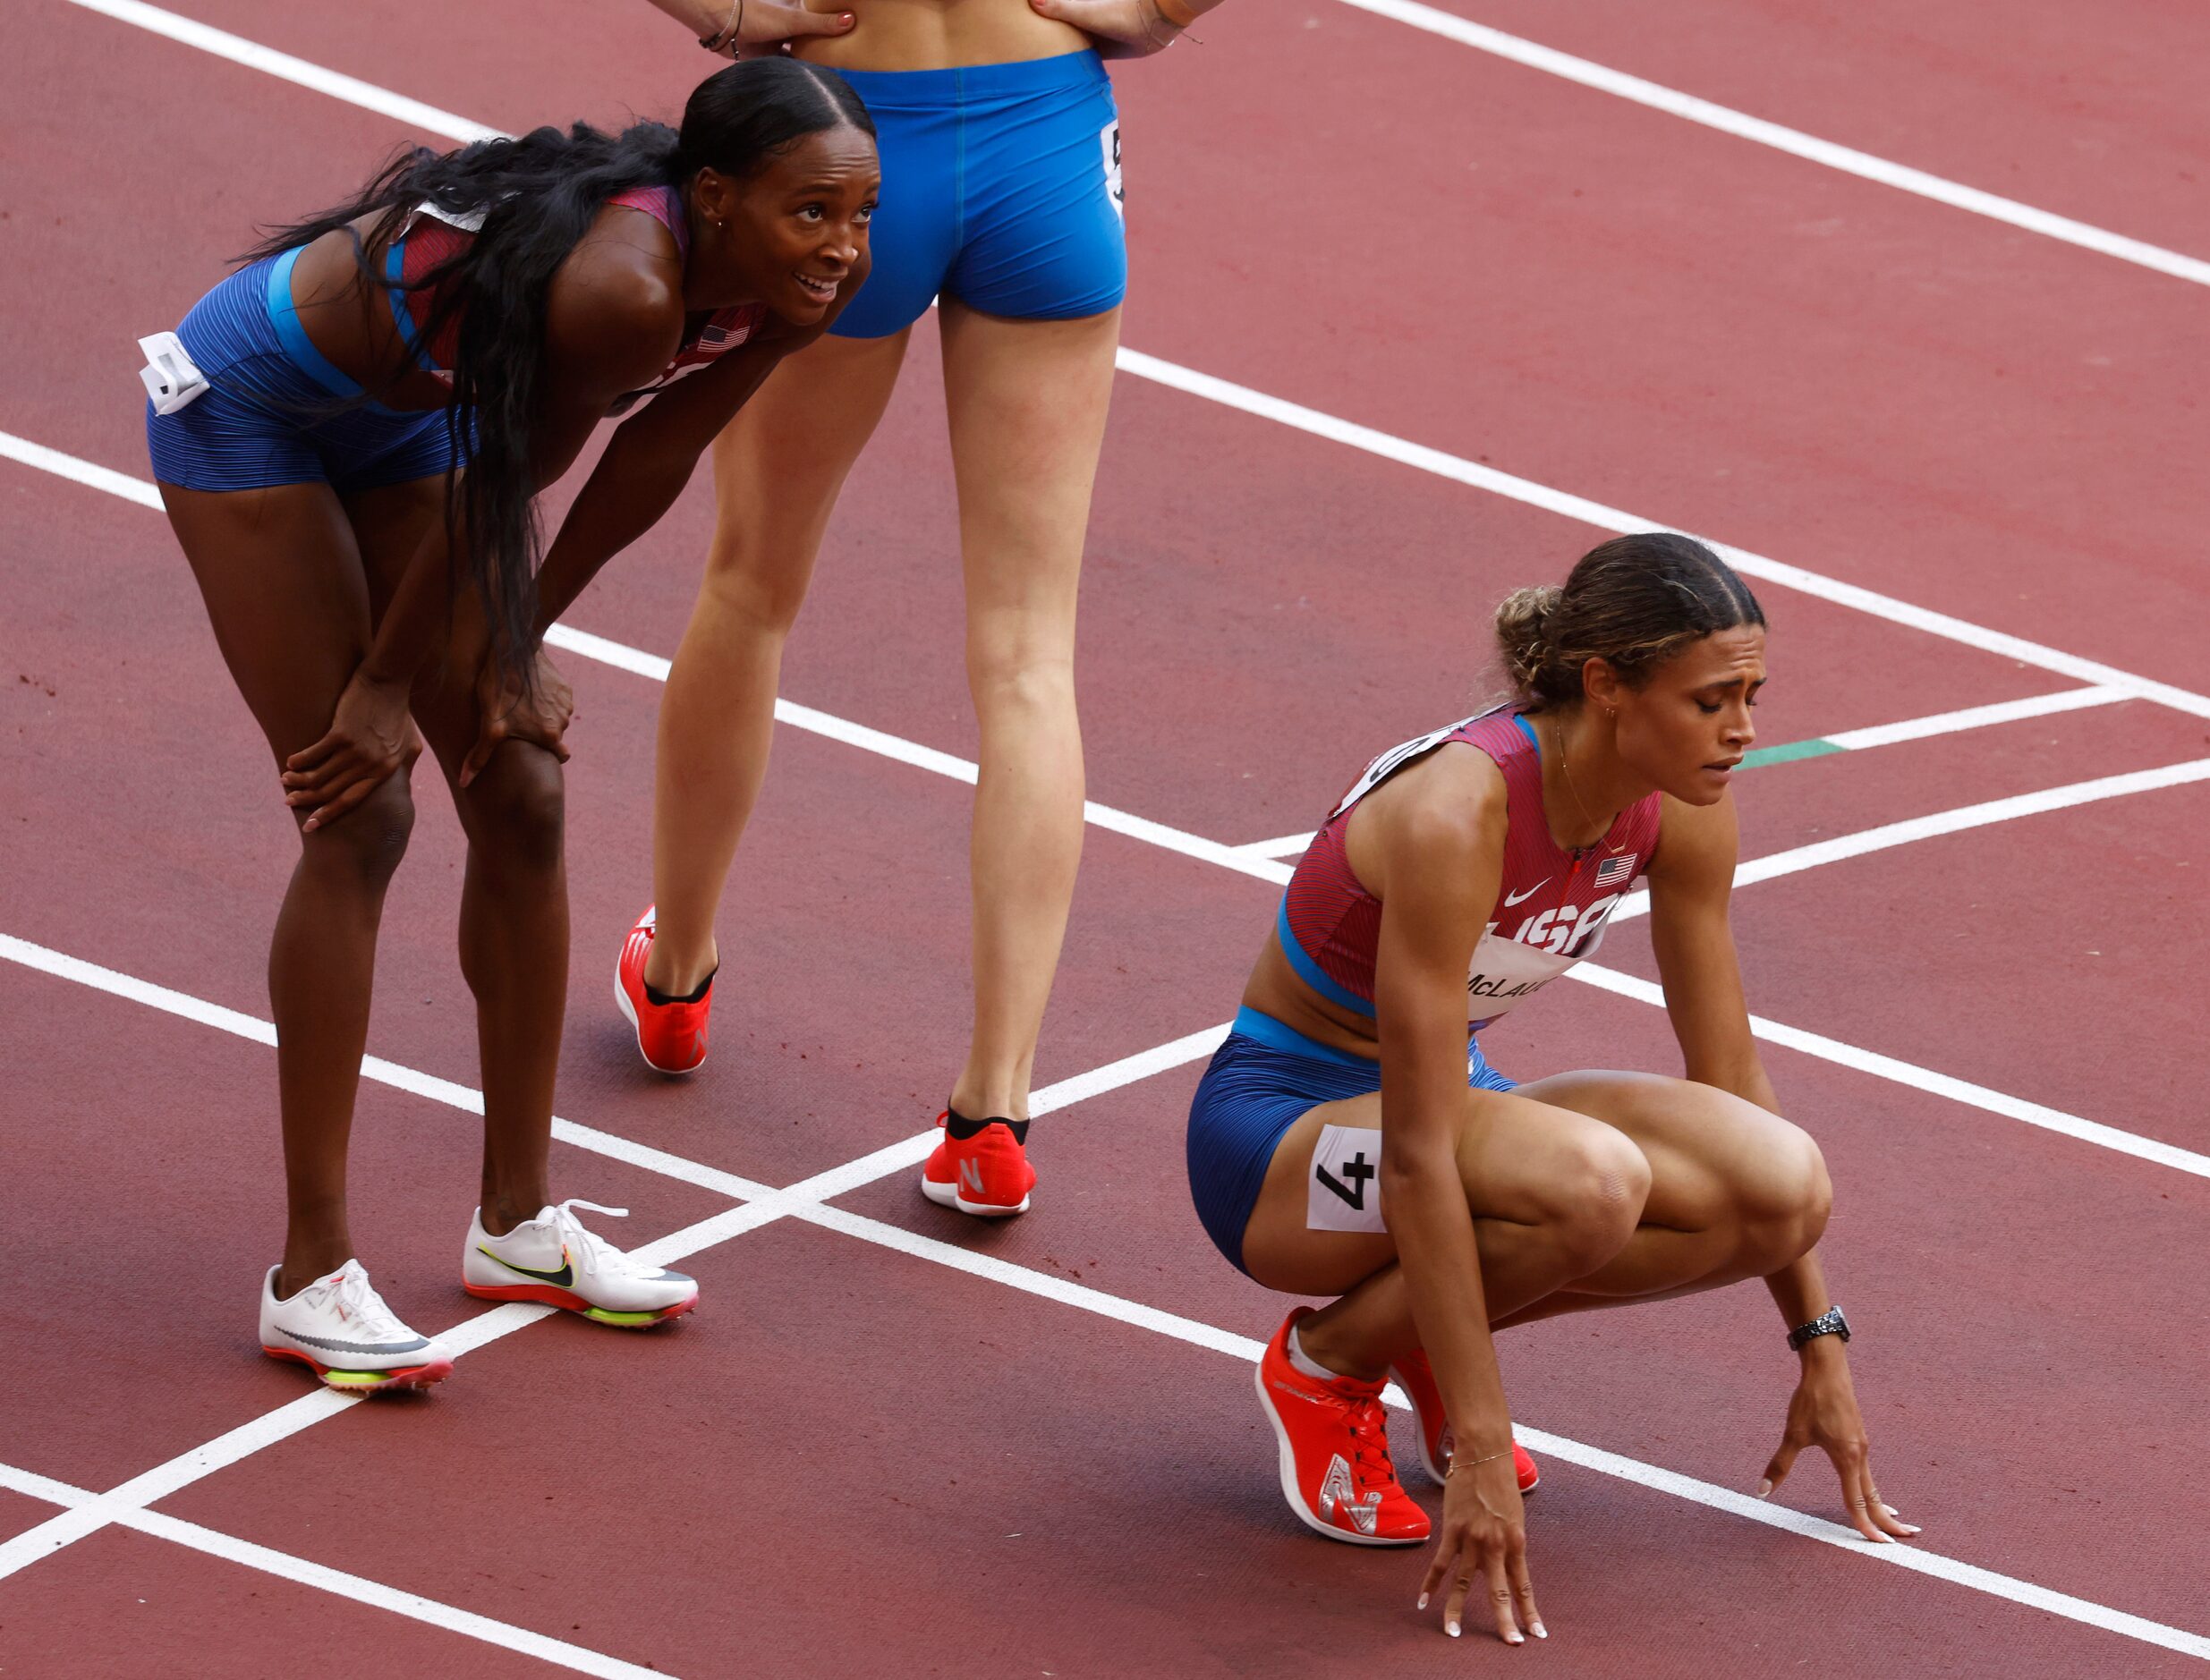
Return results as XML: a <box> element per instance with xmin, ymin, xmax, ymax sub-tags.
<box><xmin>24</xmin><ymin>7</ymin><xmax>2210</xmax><ymax>718</ymax></box>
<box><xmin>1104</xmin><ymin>357</ymin><xmax>2210</xmax><ymax>722</ymax></box>
<box><xmin>790</xmin><ymin>1202</ymin><xmax>2210</xmax><ymax>1662</ymax></box>
<box><xmin>0</xmin><ymin>1462</ymin><xmax>676</xmax><ymax>1679</ymax></box>
<box><xmin>4</xmin><ymin>930</ymin><xmax>2206</xmax><ymax>1653</ymax></box>
<box><xmin>1608</xmin><ymin>755</ymin><xmax>2210</xmax><ymax>922</ymax></box>
<box><xmin>1329</xmin><ymin>0</ymin><xmax>2210</xmax><ymax>291</ymax></box>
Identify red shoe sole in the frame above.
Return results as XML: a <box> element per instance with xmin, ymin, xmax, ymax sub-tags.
<box><xmin>262</xmin><ymin>1345</ymin><xmax>454</xmax><ymax>1393</ymax></box>
<box><xmin>463</xmin><ymin>1280</ymin><xmax>698</xmax><ymax>1326</ymax></box>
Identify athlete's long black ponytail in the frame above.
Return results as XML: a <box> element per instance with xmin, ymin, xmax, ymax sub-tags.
<box><xmin>242</xmin><ymin>59</ymin><xmax>874</xmax><ymax>686</ymax></box>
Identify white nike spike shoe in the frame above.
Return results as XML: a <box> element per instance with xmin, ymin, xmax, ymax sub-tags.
<box><xmin>260</xmin><ymin>1260</ymin><xmax>455</xmax><ymax>1393</ymax></box>
<box><xmin>462</xmin><ymin>1200</ymin><xmax>699</xmax><ymax>1327</ymax></box>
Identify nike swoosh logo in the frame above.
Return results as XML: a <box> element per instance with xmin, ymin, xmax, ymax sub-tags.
<box><xmin>1502</xmin><ymin>878</ymin><xmax>1550</xmax><ymax>907</ymax></box>
<box><xmin>478</xmin><ymin>1245</ymin><xmax>574</xmax><ymax>1288</ymax></box>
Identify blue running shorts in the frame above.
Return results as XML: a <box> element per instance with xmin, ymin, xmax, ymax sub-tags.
<box><xmin>1186</xmin><ymin>1007</ymin><xmax>1517</xmax><ymax>1277</ymax></box>
<box><xmin>146</xmin><ymin>247</ymin><xmax>461</xmax><ymax>495</ymax></box>
<box><xmin>829</xmin><ymin>50</ymin><xmax>1126</xmax><ymax>338</ymax></box>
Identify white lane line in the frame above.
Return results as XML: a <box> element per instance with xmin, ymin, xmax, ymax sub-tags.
<box><xmin>1567</xmin><ymin>963</ymin><xmax>2210</xmax><ymax>1181</ymax></box>
<box><xmin>10</xmin><ymin>427</ymin><xmax>2206</xmax><ymax>1181</ymax></box>
<box><xmin>0</xmin><ymin>1463</ymin><xmax>675</xmax><ymax>1680</ymax></box>
<box><xmin>1825</xmin><ymin>683</ymin><xmax>2133</xmax><ymax>751</ymax></box>
<box><xmin>0</xmin><ymin>931</ymin><xmax>775</xmax><ymax>1202</ymax></box>
<box><xmin>1232</xmin><ymin>831</ymin><xmax>1319</xmax><ymax>861</ymax></box>
<box><xmin>12</xmin><ymin>420</ymin><xmax>2208</xmax><ymax>1179</ymax></box>
<box><xmin>1241</xmin><ymin>682</ymin><xmax>2138</xmax><ymax>848</ymax></box>
<box><xmin>548</xmin><ymin>625</ymin><xmax>1290</xmax><ymax>885</ymax></box>
<box><xmin>1608</xmin><ymin>756</ymin><xmax>2210</xmax><ymax>924</ymax></box>
<box><xmin>1330</xmin><ymin>0</ymin><xmax>2210</xmax><ymax>293</ymax></box>
<box><xmin>26</xmin><ymin>8</ymin><xmax>2210</xmax><ymax>721</ymax></box>
<box><xmin>1109</xmin><ymin>356</ymin><xmax>2210</xmax><ymax>723</ymax></box>
<box><xmin>57</xmin><ymin>0</ymin><xmax>500</xmax><ymax>143</ymax></box>
<box><xmin>794</xmin><ymin>1203</ymin><xmax>2210</xmax><ymax>1662</ymax></box>
<box><xmin>0</xmin><ymin>931</ymin><xmax>1231</xmax><ymax>1581</ymax></box>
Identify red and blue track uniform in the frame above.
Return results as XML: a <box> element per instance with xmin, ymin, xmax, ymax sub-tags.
<box><xmin>1186</xmin><ymin>705</ymin><xmax>1663</xmax><ymax>1273</ymax></box>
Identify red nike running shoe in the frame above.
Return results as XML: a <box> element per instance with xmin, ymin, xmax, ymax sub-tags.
<box><xmin>920</xmin><ymin>1110</ymin><xmax>1035</xmax><ymax>1217</ymax></box>
<box><xmin>1255</xmin><ymin>1308</ymin><xmax>1430</xmax><ymax>1546</ymax></box>
<box><xmin>1389</xmin><ymin>1346</ymin><xmax>1540</xmax><ymax>1494</ymax></box>
<box><xmin>614</xmin><ymin>905</ymin><xmax>711</xmax><ymax>1075</ymax></box>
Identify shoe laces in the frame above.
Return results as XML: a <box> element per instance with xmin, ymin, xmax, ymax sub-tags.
<box><xmin>544</xmin><ymin>1199</ymin><xmax>657</xmax><ymax>1279</ymax></box>
<box><xmin>307</xmin><ymin>1264</ymin><xmax>411</xmax><ymax>1340</ymax></box>
<box><xmin>1341</xmin><ymin>1392</ymin><xmax>1402</xmax><ymax>1493</ymax></box>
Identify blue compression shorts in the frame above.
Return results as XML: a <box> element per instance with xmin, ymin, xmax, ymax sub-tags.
<box><xmin>1186</xmin><ymin>1007</ymin><xmax>1517</xmax><ymax>1277</ymax></box>
<box><xmin>145</xmin><ymin>247</ymin><xmax>461</xmax><ymax>495</ymax></box>
<box><xmin>829</xmin><ymin>51</ymin><xmax>1126</xmax><ymax>338</ymax></box>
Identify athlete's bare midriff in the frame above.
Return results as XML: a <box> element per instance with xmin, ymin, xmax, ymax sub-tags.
<box><xmin>791</xmin><ymin>0</ymin><xmax>1090</xmax><ymax>72</ymax></box>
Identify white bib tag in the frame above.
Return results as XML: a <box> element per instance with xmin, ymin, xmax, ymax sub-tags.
<box><xmin>1100</xmin><ymin>119</ymin><xmax>1124</xmax><ymax>218</ymax></box>
<box><xmin>1306</xmin><ymin>1124</ymin><xmax>1387</xmax><ymax>1234</ymax></box>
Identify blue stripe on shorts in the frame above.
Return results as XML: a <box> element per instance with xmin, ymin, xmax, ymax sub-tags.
<box><xmin>829</xmin><ymin>51</ymin><xmax>1126</xmax><ymax>337</ymax></box>
<box><xmin>1186</xmin><ymin>1007</ymin><xmax>1515</xmax><ymax>1277</ymax></box>
<box><xmin>145</xmin><ymin>249</ymin><xmax>461</xmax><ymax>495</ymax></box>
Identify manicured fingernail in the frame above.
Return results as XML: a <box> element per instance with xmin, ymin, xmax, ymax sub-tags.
<box><xmin>1533</xmin><ymin>1624</ymin><xmax>1548</xmax><ymax>1639</ymax></box>
<box><xmin>1883</xmin><ymin>1505</ymin><xmax>1901</xmax><ymax>1516</ymax></box>
<box><xmin>1417</xmin><ymin>1594</ymin><xmax>1428</xmax><ymax>1610</ymax></box>
<box><xmin>1507</xmin><ymin>1631</ymin><xmax>1525</xmax><ymax>1645</ymax></box>
<box><xmin>1872</xmin><ymin>1532</ymin><xmax>1891</xmax><ymax>1544</ymax></box>
<box><xmin>1446</xmin><ymin>1622</ymin><xmax>1459</xmax><ymax>1638</ymax></box>
<box><xmin>1756</xmin><ymin>1480</ymin><xmax>1772</xmax><ymax>1498</ymax></box>
<box><xmin>1900</xmin><ymin>1524</ymin><xmax>1921</xmax><ymax>1536</ymax></box>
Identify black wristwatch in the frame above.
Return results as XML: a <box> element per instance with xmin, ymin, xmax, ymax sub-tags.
<box><xmin>1787</xmin><ymin>1305</ymin><xmax>1850</xmax><ymax>1352</ymax></box>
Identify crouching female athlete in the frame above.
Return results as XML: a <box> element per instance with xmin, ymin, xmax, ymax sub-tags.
<box><xmin>145</xmin><ymin>60</ymin><xmax>877</xmax><ymax>1390</ymax></box>
<box><xmin>1186</xmin><ymin>533</ymin><xmax>1917</xmax><ymax>1642</ymax></box>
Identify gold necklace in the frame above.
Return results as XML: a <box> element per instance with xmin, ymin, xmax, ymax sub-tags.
<box><xmin>1544</xmin><ymin>714</ymin><xmax>1628</xmax><ymax>858</ymax></box>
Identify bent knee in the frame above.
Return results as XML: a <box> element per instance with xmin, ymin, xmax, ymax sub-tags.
<box><xmin>698</xmin><ymin>513</ymin><xmax>822</xmax><ymax>636</ymax></box>
<box><xmin>302</xmin><ymin>774</ymin><xmax>414</xmax><ymax>887</ymax></box>
<box><xmin>465</xmin><ymin>748</ymin><xmax>565</xmax><ymax>874</ymax></box>
<box><xmin>1738</xmin><ymin>1122</ymin><xmax>1832</xmax><ymax>1269</ymax></box>
<box><xmin>1542</xmin><ymin>1128</ymin><xmax>1653</xmax><ymax>1275</ymax></box>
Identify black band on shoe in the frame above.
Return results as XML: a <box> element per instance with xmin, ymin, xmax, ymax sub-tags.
<box><xmin>644</xmin><ymin>966</ymin><xmax>717</xmax><ymax>1007</ymax></box>
<box><xmin>946</xmin><ymin>1106</ymin><xmax>1029</xmax><ymax>1144</ymax></box>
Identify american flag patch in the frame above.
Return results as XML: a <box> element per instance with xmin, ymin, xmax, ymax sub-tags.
<box><xmin>1594</xmin><ymin>853</ymin><xmax>1637</xmax><ymax>887</ymax></box>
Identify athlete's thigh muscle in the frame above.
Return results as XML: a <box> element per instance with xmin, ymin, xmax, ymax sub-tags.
<box><xmin>1237</xmin><ymin>1086</ymin><xmax>1638</xmax><ymax>1297</ymax></box>
<box><xmin>706</xmin><ymin>327</ymin><xmax>912</xmax><ymax>573</ymax></box>
<box><xmin>164</xmin><ymin>480</ymin><xmax>376</xmax><ymax>765</ymax></box>
<box><xmin>1509</xmin><ymin>1069</ymin><xmax>1813</xmax><ymax>1232</ymax></box>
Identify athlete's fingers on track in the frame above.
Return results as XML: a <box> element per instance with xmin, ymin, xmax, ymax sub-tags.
<box><xmin>1419</xmin><ymin>1530</ymin><xmax>1464</xmax><ymax>1610</ymax></box>
<box><xmin>1509</xmin><ymin>1548</ymin><xmax>1545</xmax><ymax>1641</ymax></box>
<box><xmin>1864</xmin><ymin>1467</ymin><xmax>1920</xmax><ymax>1538</ymax></box>
<box><xmin>1758</xmin><ymin>1434</ymin><xmax>1806</xmax><ymax>1497</ymax></box>
<box><xmin>1835</xmin><ymin>1448</ymin><xmax>1891</xmax><ymax>1543</ymax></box>
<box><xmin>1486</xmin><ymin>1551</ymin><xmax>1526</xmax><ymax>1646</ymax></box>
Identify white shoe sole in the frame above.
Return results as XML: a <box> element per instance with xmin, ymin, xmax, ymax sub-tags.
<box><xmin>613</xmin><ymin>954</ymin><xmax>702</xmax><ymax>1077</ymax></box>
<box><xmin>919</xmin><ymin>1175</ymin><xmax>1031</xmax><ymax>1218</ymax></box>
<box><xmin>1253</xmin><ymin>1360</ymin><xmax>1424</xmax><ymax>1548</ymax></box>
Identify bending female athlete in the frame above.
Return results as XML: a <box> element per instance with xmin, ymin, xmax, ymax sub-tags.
<box><xmin>623</xmin><ymin>0</ymin><xmax>1226</xmax><ymax>1218</ymax></box>
<box><xmin>1185</xmin><ymin>534</ymin><xmax>1918</xmax><ymax>1641</ymax></box>
<box><xmin>145</xmin><ymin>60</ymin><xmax>878</xmax><ymax>1391</ymax></box>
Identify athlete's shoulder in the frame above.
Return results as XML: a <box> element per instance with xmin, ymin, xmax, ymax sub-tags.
<box><xmin>1646</xmin><ymin>787</ymin><xmax>1738</xmax><ymax>887</ymax></box>
<box><xmin>1357</xmin><ymin>738</ymin><xmax>1509</xmax><ymax>871</ymax></box>
<box><xmin>546</xmin><ymin>216</ymin><xmax>687</xmax><ymax>395</ymax></box>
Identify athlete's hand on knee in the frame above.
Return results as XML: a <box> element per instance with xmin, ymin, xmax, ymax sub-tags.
<box><xmin>1419</xmin><ymin>1452</ymin><xmax>1541</xmax><ymax>1644</ymax></box>
<box><xmin>1028</xmin><ymin>0</ymin><xmax>1187</xmax><ymax>57</ymax></box>
<box><xmin>1759</xmin><ymin>1352</ymin><xmax>1919</xmax><ymax>1544</ymax></box>
<box><xmin>459</xmin><ymin>649</ymin><xmax>574</xmax><ymax>788</ymax></box>
<box><xmin>282</xmin><ymin>667</ymin><xmax>415</xmax><ymax>832</ymax></box>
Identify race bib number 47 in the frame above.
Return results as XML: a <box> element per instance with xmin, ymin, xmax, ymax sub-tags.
<box><xmin>1306</xmin><ymin>1124</ymin><xmax>1387</xmax><ymax>1235</ymax></box>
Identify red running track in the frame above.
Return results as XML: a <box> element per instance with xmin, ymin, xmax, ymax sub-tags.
<box><xmin>3</xmin><ymin>0</ymin><xmax>2207</xmax><ymax>1674</ymax></box>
